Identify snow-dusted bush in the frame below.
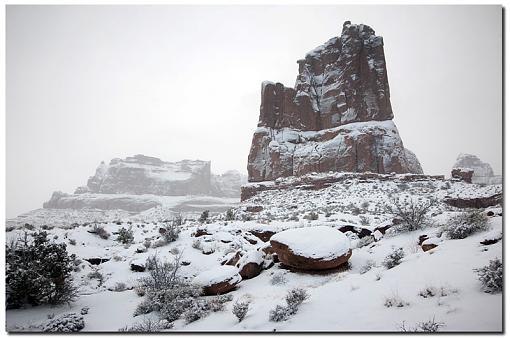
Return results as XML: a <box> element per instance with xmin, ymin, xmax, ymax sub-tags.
<box><xmin>119</xmin><ymin>318</ymin><xmax>172</xmax><ymax>332</ymax></box>
<box><xmin>42</xmin><ymin>313</ymin><xmax>84</xmax><ymax>332</ymax></box>
<box><xmin>199</xmin><ymin>210</ymin><xmax>209</xmax><ymax>223</ymax></box>
<box><xmin>357</xmin><ymin>235</ymin><xmax>375</xmax><ymax>248</ymax></box>
<box><xmin>117</xmin><ymin>226</ymin><xmax>134</xmax><ymax>244</ymax></box>
<box><xmin>359</xmin><ymin>260</ymin><xmax>376</xmax><ymax>274</ymax></box>
<box><xmin>418</xmin><ymin>285</ymin><xmax>458</xmax><ymax>298</ymax></box>
<box><xmin>136</xmin><ymin>254</ymin><xmax>204</xmax><ymax>322</ymax></box>
<box><xmin>285</xmin><ymin>288</ymin><xmax>309</xmax><ymax>311</ymax></box>
<box><xmin>225</xmin><ymin>208</ymin><xmax>235</xmax><ymax>221</ymax></box>
<box><xmin>69</xmin><ymin>238</ymin><xmax>77</xmax><ymax>246</ymax></box>
<box><xmin>400</xmin><ymin>318</ymin><xmax>444</xmax><ymax>332</ymax></box>
<box><xmin>382</xmin><ymin>248</ymin><xmax>405</xmax><ymax>269</ymax></box>
<box><xmin>269</xmin><ymin>304</ymin><xmax>291</xmax><ymax>322</ymax></box>
<box><xmin>303</xmin><ymin>211</ymin><xmax>319</xmax><ymax>220</ymax></box>
<box><xmin>232</xmin><ymin>300</ymin><xmax>250</xmax><ymax>322</ymax></box>
<box><xmin>269</xmin><ymin>288</ymin><xmax>309</xmax><ymax>322</ymax></box>
<box><xmin>6</xmin><ymin>231</ymin><xmax>78</xmax><ymax>309</ymax></box>
<box><xmin>87</xmin><ymin>269</ymin><xmax>104</xmax><ymax>286</ymax></box>
<box><xmin>93</xmin><ymin>224</ymin><xmax>110</xmax><ymax>240</ymax></box>
<box><xmin>385</xmin><ymin>197</ymin><xmax>435</xmax><ymax>232</ymax></box>
<box><xmin>474</xmin><ymin>258</ymin><xmax>503</xmax><ymax>293</ymax></box>
<box><xmin>181</xmin><ymin>294</ymin><xmax>233</xmax><ymax>324</ymax></box>
<box><xmin>270</xmin><ymin>272</ymin><xmax>288</xmax><ymax>285</ymax></box>
<box><xmin>384</xmin><ymin>293</ymin><xmax>409</xmax><ymax>308</ymax></box>
<box><xmin>442</xmin><ymin>209</ymin><xmax>488</xmax><ymax>239</ymax></box>
<box><xmin>161</xmin><ymin>222</ymin><xmax>180</xmax><ymax>243</ymax></box>
<box><xmin>111</xmin><ymin>282</ymin><xmax>128</xmax><ymax>292</ymax></box>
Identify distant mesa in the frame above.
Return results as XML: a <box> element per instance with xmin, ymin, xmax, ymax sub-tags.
<box><xmin>451</xmin><ymin>153</ymin><xmax>501</xmax><ymax>185</ymax></box>
<box><xmin>247</xmin><ymin>21</ymin><xmax>423</xmax><ymax>182</ymax></box>
<box><xmin>43</xmin><ymin>154</ymin><xmax>246</xmax><ymax>212</ymax></box>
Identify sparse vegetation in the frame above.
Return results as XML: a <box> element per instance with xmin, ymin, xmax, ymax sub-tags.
<box><xmin>93</xmin><ymin>224</ymin><xmax>111</xmax><ymax>239</ymax></box>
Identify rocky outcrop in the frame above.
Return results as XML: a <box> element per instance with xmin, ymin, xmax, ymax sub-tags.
<box><xmin>444</xmin><ymin>193</ymin><xmax>502</xmax><ymax>209</ymax></box>
<box><xmin>76</xmin><ymin>155</ymin><xmax>244</xmax><ymax>197</ymax></box>
<box><xmin>451</xmin><ymin>168</ymin><xmax>474</xmax><ymax>183</ymax></box>
<box><xmin>44</xmin><ymin>155</ymin><xmax>246</xmax><ymax>212</ymax></box>
<box><xmin>247</xmin><ymin>22</ymin><xmax>423</xmax><ymax>182</ymax></box>
<box><xmin>193</xmin><ymin>266</ymin><xmax>241</xmax><ymax>295</ymax></box>
<box><xmin>452</xmin><ymin>154</ymin><xmax>500</xmax><ymax>185</ymax></box>
<box><xmin>270</xmin><ymin>226</ymin><xmax>352</xmax><ymax>271</ymax></box>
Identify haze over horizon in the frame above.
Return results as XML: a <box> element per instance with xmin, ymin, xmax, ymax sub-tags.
<box><xmin>6</xmin><ymin>5</ymin><xmax>502</xmax><ymax>218</ymax></box>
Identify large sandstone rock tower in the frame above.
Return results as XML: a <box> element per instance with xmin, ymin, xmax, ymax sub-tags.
<box><xmin>247</xmin><ymin>21</ymin><xmax>422</xmax><ymax>182</ymax></box>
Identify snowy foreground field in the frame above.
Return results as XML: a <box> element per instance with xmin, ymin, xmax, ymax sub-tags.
<box><xmin>5</xmin><ymin>174</ymin><xmax>503</xmax><ymax>332</ymax></box>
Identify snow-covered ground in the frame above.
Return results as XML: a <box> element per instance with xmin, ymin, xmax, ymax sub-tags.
<box><xmin>5</xmin><ymin>176</ymin><xmax>503</xmax><ymax>332</ymax></box>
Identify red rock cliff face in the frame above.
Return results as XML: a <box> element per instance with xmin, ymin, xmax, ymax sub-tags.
<box><xmin>248</xmin><ymin>21</ymin><xmax>422</xmax><ymax>182</ymax></box>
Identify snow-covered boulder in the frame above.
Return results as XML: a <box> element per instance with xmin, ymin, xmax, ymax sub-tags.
<box><xmin>421</xmin><ymin>237</ymin><xmax>440</xmax><ymax>252</ymax></box>
<box><xmin>236</xmin><ymin>250</ymin><xmax>264</xmax><ymax>279</ymax></box>
<box><xmin>270</xmin><ymin>226</ymin><xmax>352</xmax><ymax>270</ymax></box>
<box><xmin>193</xmin><ymin>266</ymin><xmax>241</xmax><ymax>295</ymax></box>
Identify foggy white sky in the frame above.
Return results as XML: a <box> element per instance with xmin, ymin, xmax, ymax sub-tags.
<box><xmin>6</xmin><ymin>5</ymin><xmax>502</xmax><ymax>218</ymax></box>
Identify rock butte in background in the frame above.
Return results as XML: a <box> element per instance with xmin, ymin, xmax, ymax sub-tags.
<box><xmin>247</xmin><ymin>21</ymin><xmax>423</xmax><ymax>182</ymax></box>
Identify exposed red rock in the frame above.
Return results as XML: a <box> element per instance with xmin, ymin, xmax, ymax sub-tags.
<box><xmin>451</xmin><ymin>168</ymin><xmax>474</xmax><ymax>183</ymax></box>
<box><xmin>247</xmin><ymin>22</ymin><xmax>423</xmax><ymax>182</ymax></box>
<box><xmin>444</xmin><ymin>193</ymin><xmax>502</xmax><ymax>209</ymax></box>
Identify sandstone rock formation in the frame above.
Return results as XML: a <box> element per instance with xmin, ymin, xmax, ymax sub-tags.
<box><xmin>452</xmin><ymin>153</ymin><xmax>500</xmax><ymax>185</ymax></box>
<box><xmin>247</xmin><ymin>21</ymin><xmax>423</xmax><ymax>182</ymax></box>
<box><xmin>44</xmin><ymin>155</ymin><xmax>246</xmax><ymax>212</ymax></box>
<box><xmin>193</xmin><ymin>266</ymin><xmax>241</xmax><ymax>295</ymax></box>
<box><xmin>269</xmin><ymin>226</ymin><xmax>352</xmax><ymax>271</ymax></box>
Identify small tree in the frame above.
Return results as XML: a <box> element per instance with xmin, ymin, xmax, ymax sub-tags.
<box><xmin>442</xmin><ymin>209</ymin><xmax>488</xmax><ymax>239</ymax></box>
<box><xmin>6</xmin><ymin>231</ymin><xmax>78</xmax><ymax>308</ymax></box>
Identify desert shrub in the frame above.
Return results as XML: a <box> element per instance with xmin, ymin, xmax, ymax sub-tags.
<box><xmin>269</xmin><ymin>304</ymin><xmax>291</xmax><ymax>322</ymax></box>
<box><xmin>136</xmin><ymin>254</ymin><xmax>203</xmax><ymax>322</ymax></box>
<box><xmin>111</xmin><ymin>282</ymin><xmax>128</xmax><ymax>292</ymax></box>
<box><xmin>304</xmin><ymin>211</ymin><xmax>319</xmax><ymax>221</ymax></box>
<box><xmin>400</xmin><ymin>318</ymin><xmax>444</xmax><ymax>332</ymax></box>
<box><xmin>225</xmin><ymin>208</ymin><xmax>235</xmax><ymax>221</ymax></box>
<box><xmin>418</xmin><ymin>285</ymin><xmax>458</xmax><ymax>298</ymax></box>
<box><xmin>161</xmin><ymin>223</ymin><xmax>180</xmax><ymax>243</ymax></box>
<box><xmin>182</xmin><ymin>296</ymin><xmax>232</xmax><ymax>324</ymax></box>
<box><xmin>474</xmin><ymin>258</ymin><xmax>503</xmax><ymax>293</ymax></box>
<box><xmin>269</xmin><ymin>288</ymin><xmax>309</xmax><ymax>322</ymax></box>
<box><xmin>384</xmin><ymin>293</ymin><xmax>409</xmax><ymax>308</ymax></box>
<box><xmin>357</xmin><ymin>236</ymin><xmax>375</xmax><ymax>248</ymax></box>
<box><xmin>232</xmin><ymin>300</ymin><xmax>250</xmax><ymax>322</ymax></box>
<box><xmin>385</xmin><ymin>197</ymin><xmax>435</xmax><ymax>232</ymax></box>
<box><xmin>199</xmin><ymin>210</ymin><xmax>209</xmax><ymax>223</ymax></box>
<box><xmin>87</xmin><ymin>269</ymin><xmax>104</xmax><ymax>286</ymax></box>
<box><xmin>270</xmin><ymin>272</ymin><xmax>288</xmax><ymax>285</ymax></box>
<box><xmin>359</xmin><ymin>215</ymin><xmax>370</xmax><ymax>226</ymax></box>
<box><xmin>93</xmin><ymin>224</ymin><xmax>110</xmax><ymax>240</ymax></box>
<box><xmin>117</xmin><ymin>226</ymin><xmax>134</xmax><ymax>244</ymax></box>
<box><xmin>119</xmin><ymin>318</ymin><xmax>172</xmax><ymax>332</ymax></box>
<box><xmin>359</xmin><ymin>260</ymin><xmax>376</xmax><ymax>274</ymax></box>
<box><xmin>6</xmin><ymin>231</ymin><xmax>78</xmax><ymax>309</ymax></box>
<box><xmin>42</xmin><ymin>313</ymin><xmax>84</xmax><ymax>332</ymax></box>
<box><xmin>382</xmin><ymin>248</ymin><xmax>405</xmax><ymax>269</ymax></box>
<box><xmin>192</xmin><ymin>239</ymin><xmax>202</xmax><ymax>250</ymax></box>
<box><xmin>68</xmin><ymin>239</ymin><xmax>77</xmax><ymax>246</ymax></box>
<box><xmin>442</xmin><ymin>210</ymin><xmax>488</xmax><ymax>239</ymax></box>
<box><xmin>285</xmin><ymin>288</ymin><xmax>309</xmax><ymax>312</ymax></box>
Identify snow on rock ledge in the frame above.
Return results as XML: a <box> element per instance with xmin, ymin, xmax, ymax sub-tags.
<box><xmin>270</xmin><ymin>226</ymin><xmax>352</xmax><ymax>270</ymax></box>
<box><xmin>193</xmin><ymin>266</ymin><xmax>241</xmax><ymax>295</ymax></box>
